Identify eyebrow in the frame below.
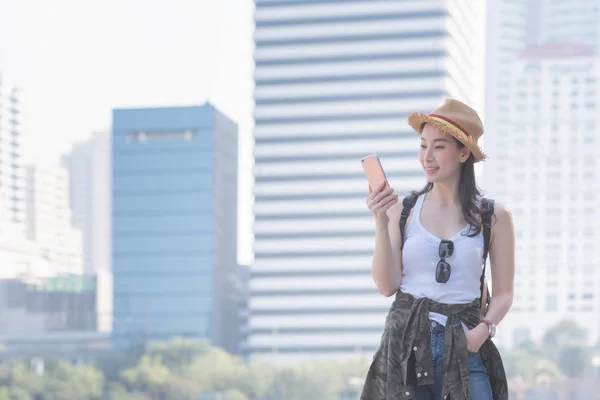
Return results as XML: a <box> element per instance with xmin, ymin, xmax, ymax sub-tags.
<box><xmin>421</xmin><ymin>138</ymin><xmax>449</xmax><ymax>143</ymax></box>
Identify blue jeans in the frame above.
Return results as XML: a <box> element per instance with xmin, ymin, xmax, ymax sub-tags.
<box><xmin>415</xmin><ymin>321</ymin><xmax>492</xmax><ymax>400</ymax></box>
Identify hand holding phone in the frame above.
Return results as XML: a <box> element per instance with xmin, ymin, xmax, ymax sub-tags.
<box><xmin>361</xmin><ymin>154</ymin><xmax>388</xmax><ymax>190</ymax></box>
<box><xmin>361</xmin><ymin>154</ymin><xmax>398</xmax><ymax>223</ymax></box>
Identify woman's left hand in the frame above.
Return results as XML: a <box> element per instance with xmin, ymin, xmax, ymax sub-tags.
<box><xmin>466</xmin><ymin>323</ymin><xmax>489</xmax><ymax>353</ymax></box>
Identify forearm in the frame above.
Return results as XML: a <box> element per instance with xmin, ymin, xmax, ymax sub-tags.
<box><xmin>483</xmin><ymin>292</ymin><xmax>513</xmax><ymax>325</ymax></box>
<box><xmin>371</xmin><ymin>221</ymin><xmax>401</xmax><ymax>297</ymax></box>
<box><xmin>468</xmin><ymin>292</ymin><xmax>513</xmax><ymax>351</ymax></box>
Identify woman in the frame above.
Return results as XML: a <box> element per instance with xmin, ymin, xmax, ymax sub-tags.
<box><xmin>360</xmin><ymin>99</ymin><xmax>515</xmax><ymax>400</ymax></box>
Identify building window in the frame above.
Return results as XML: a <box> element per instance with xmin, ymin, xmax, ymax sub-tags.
<box><xmin>126</xmin><ymin>130</ymin><xmax>196</xmax><ymax>143</ymax></box>
<box><xmin>546</xmin><ymin>295</ymin><xmax>557</xmax><ymax>311</ymax></box>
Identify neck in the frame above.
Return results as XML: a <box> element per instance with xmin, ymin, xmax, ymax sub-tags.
<box><xmin>429</xmin><ymin>177</ymin><xmax>461</xmax><ymax>208</ymax></box>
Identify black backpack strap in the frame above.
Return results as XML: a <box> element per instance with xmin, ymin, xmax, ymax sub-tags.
<box><xmin>481</xmin><ymin>198</ymin><xmax>495</xmax><ymax>267</ymax></box>
<box><xmin>480</xmin><ymin>198</ymin><xmax>495</xmax><ymax>309</ymax></box>
<box><xmin>399</xmin><ymin>193</ymin><xmax>418</xmax><ymax>250</ymax></box>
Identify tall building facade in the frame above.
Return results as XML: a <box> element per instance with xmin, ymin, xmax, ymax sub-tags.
<box><xmin>62</xmin><ymin>131</ymin><xmax>113</xmax><ymax>331</ymax></box>
<box><xmin>490</xmin><ymin>49</ymin><xmax>600</xmax><ymax>346</ymax></box>
<box><xmin>249</xmin><ymin>0</ymin><xmax>485</xmax><ymax>363</ymax></box>
<box><xmin>0</xmin><ymin>74</ymin><xmax>51</xmax><ymax>280</ymax></box>
<box><xmin>535</xmin><ymin>0</ymin><xmax>600</xmax><ymax>49</ymax></box>
<box><xmin>62</xmin><ymin>131</ymin><xmax>112</xmax><ymax>275</ymax></box>
<box><xmin>0</xmin><ymin>77</ymin><xmax>26</xmax><ymax>227</ymax></box>
<box><xmin>484</xmin><ymin>0</ymin><xmax>529</xmax><ymax>195</ymax></box>
<box><xmin>485</xmin><ymin>1</ymin><xmax>600</xmax><ymax>346</ymax></box>
<box><xmin>111</xmin><ymin>105</ymin><xmax>239</xmax><ymax>352</ymax></box>
<box><xmin>26</xmin><ymin>165</ymin><xmax>83</xmax><ymax>276</ymax></box>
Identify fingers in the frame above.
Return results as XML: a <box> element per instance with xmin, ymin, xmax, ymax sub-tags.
<box><xmin>370</xmin><ymin>199</ymin><xmax>399</xmax><ymax>219</ymax></box>
<box><xmin>370</xmin><ymin>186</ymin><xmax>394</xmax><ymax>204</ymax></box>
<box><xmin>365</xmin><ymin>182</ymin><xmax>396</xmax><ymax>216</ymax></box>
<box><xmin>366</xmin><ymin>186</ymin><xmax>394</xmax><ymax>209</ymax></box>
<box><xmin>377</xmin><ymin>193</ymin><xmax>399</xmax><ymax>210</ymax></box>
<box><xmin>368</xmin><ymin>192</ymin><xmax>399</xmax><ymax>213</ymax></box>
<box><xmin>367</xmin><ymin>181</ymin><xmax>386</xmax><ymax>196</ymax></box>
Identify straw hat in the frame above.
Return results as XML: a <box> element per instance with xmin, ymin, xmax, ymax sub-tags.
<box><xmin>407</xmin><ymin>98</ymin><xmax>487</xmax><ymax>163</ymax></box>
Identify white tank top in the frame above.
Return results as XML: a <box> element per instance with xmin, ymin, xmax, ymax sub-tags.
<box><xmin>400</xmin><ymin>193</ymin><xmax>484</xmax><ymax>327</ymax></box>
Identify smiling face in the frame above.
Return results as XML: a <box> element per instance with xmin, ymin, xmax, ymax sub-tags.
<box><xmin>418</xmin><ymin>123</ymin><xmax>470</xmax><ymax>183</ymax></box>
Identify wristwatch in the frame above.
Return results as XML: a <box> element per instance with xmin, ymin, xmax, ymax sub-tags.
<box><xmin>481</xmin><ymin>319</ymin><xmax>496</xmax><ymax>338</ymax></box>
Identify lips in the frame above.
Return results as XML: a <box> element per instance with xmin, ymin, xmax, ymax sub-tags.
<box><xmin>424</xmin><ymin>166</ymin><xmax>439</xmax><ymax>176</ymax></box>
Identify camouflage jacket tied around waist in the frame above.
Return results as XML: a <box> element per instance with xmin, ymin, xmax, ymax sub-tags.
<box><xmin>360</xmin><ymin>291</ymin><xmax>508</xmax><ymax>400</ymax></box>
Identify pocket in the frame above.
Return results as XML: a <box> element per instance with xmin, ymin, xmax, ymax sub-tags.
<box><xmin>467</xmin><ymin>351</ymin><xmax>488</xmax><ymax>374</ymax></box>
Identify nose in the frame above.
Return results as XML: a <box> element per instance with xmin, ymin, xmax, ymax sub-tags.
<box><xmin>424</xmin><ymin>146</ymin><xmax>435</xmax><ymax>161</ymax></box>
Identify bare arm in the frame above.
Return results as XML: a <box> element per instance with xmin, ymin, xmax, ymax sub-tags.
<box><xmin>371</xmin><ymin>202</ymin><xmax>404</xmax><ymax>296</ymax></box>
<box><xmin>467</xmin><ymin>203</ymin><xmax>515</xmax><ymax>351</ymax></box>
<box><xmin>484</xmin><ymin>203</ymin><xmax>516</xmax><ymax>325</ymax></box>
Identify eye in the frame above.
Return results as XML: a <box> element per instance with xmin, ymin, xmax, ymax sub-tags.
<box><xmin>420</xmin><ymin>144</ymin><xmax>427</xmax><ymax>149</ymax></box>
<box><xmin>435</xmin><ymin>145</ymin><xmax>445</xmax><ymax>149</ymax></box>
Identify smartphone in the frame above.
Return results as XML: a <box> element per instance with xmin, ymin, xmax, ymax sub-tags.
<box><xmin>361</xmin><ymin>154</ymin><xmax>388</xmax><ymax>191</ymax></box>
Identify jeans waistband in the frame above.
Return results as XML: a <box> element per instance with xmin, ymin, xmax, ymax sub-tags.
<box><xmin>429</xmin><ymin>319</ymin><xmax>445</xmax><ymax>335</ymax></box>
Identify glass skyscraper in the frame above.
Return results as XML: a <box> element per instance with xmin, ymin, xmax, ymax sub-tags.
<box><xmin>111</xmin><ymin>104</ymin><xmax>239</xmax><ymax>351</ymax></box>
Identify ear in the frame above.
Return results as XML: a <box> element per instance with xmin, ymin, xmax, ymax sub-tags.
<box><xmin>460</xmin><ymin>147</ymin><xmax>470</xmax><ymax>163</ymax></box>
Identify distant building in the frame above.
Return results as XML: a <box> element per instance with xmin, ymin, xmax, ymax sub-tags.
<box><xmin>26</xmin><ymin>165</ymin><xmax>84</xmax><ymax>276</ymax></box>
<box><xmin>249</xmin><ymin>0</ymin><xmax>485</xmax><ymax>363</ymax></box>
<box><xmin>490</xmin><ymin>49</ymin><xmax>600</xmax><ymax>346</ymax></box>
<box><xmin>62</xmin><ymin>131</ymin><xmax>112</xmax><ymax>275</ymax></box>
<box><xmin>0</xmin><ymin>75</ymin><xmax>26</xmax><ymax>227</ymax></box>
<box><xmin>111</xmin><ymin>104</ymin><xmax>239</xmax><ymax>352</ymax></box>
<box><xmin>0</xmin><ymin>274</ymin><xmax>112</xmax><ymax>360</ymax></box>
<box><xmin>0</xmin><ymin>275</ymin><xmax>98</xmax><ymax>334</ymax></box>
<box><xmin>485</xmin><ymin>1</ymin><xmax>600</xmax><ymax>347</ymax></box>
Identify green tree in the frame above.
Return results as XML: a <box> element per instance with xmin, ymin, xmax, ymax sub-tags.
<box><xmin>502</xmin><ymin>349</ymin><xmax>563</xmax><ymax>382</ymax></box>
<box><xmin>145</xmin><ymin>338</ymin><xmax>212</xmax><ymax>374</ymax></box>
<box><xmin>120</xmin><ymin>355</ymin><xmax>172</xmax><ymax>397</ymax></box>
<box><xmin>160</xmin><ymin>376</ymin><xmax>203</xmax><ymax>400</ymax></box>
<box><xmin>186</xmin><ymin>347</ymin><xmax>244</xmax><ymax>391</ymax></box>
<box><xmin>222</xmin><ymin>389</ymin><xmax>249</xmax><ymax>400</ymax></box>
<box><xmin>0</xmin><ymin>360</ymin><xmax>44</xmax><ymax>399</ymax></box>
<box><xmin>107</xmin><ymin>383</ymin><xmax>152</xmax><ymax>400</ymax></box>
<box><xmin>542</xmin><ymin>320</ymin><xmax>587</xmax><ymax>350</ymax></box>
<box><xmin>44</xmin><ymin>361</ymin><xmax>104</xmax><ymax>400</ymax></box>
<box><xmin>557</xmin><ymin>344</ymin><xmax>589</xmax><ymax>378</ymax></box>
<box><xmin>0</xmin><ymin>386</ymin><xmax>32</xmax><ymax>400</ymax></box>
<box><xmin>264</xmin><ymin>363</ymin><xmax>343</xmax><ymax>400</ymax></box>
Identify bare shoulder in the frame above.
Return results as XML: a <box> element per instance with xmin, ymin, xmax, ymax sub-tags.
<box><xmin>492</xmin><ymin>202</ymin><xmax>513</xmax><ymax>223</ymax></box>
<box><xmin>490</xmin><ymin>201</ymin><xmax>515</xmax><ymax>243</ymax></box>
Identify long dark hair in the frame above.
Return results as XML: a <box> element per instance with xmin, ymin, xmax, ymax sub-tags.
<box><xmin>412</xmin><ymin>140</ymin><xmax>484</xmax><ymax>237</ymax></box>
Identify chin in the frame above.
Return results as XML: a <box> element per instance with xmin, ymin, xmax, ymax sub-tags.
<box><xmin>424</xmin><ymin>173</ymin><xmax>440</xmax><ymax>183</ymax></box>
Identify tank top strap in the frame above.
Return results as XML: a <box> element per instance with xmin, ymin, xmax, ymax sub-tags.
<box><xmin>404</xmin><ymin>193</ymin><xmax>425</xmax><ymax>236</ymax></box>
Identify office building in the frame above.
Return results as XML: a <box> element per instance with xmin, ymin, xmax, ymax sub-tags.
<box><xmin>62</xmin><ymin>131</ymin><xmax>112</xmax><ymax>275</ymax></box>
<box><xmin>26</xmin><ymin>165</ymin><xmax>83</xmax><ymax>276</ymax></box>
<box><xmin>485</xmin><ymin>0</ymin><xmax>600</xmax><ymax>347</ymax></box>
<box><xmin>0</xmin><ymin>76</ymin><xmax>26</xmax><ymax>227</ymax></box>
<box><xmin>249</xmin><ymin>0</ymin><xmax>485</xmax><ymax>363</ymax></box>
<box><xmin>489</xmin><ymin>48</ymin><xmax>600</xmax><ymax>346</ymax></box>
<box><xmin>111</xmin><ymin>104</ymin><xmax>239</xmax><ymax>352</ymax></box>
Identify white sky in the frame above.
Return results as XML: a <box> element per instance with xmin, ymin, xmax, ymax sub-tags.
<box><xmin>0</xmin><ymin>0</ymin><xmax>256</xmax><ymax>265</ymax></box>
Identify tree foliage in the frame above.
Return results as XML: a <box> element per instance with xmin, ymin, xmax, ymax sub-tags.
<box><xmin>0</xmin><ymin>321</ymin><xmax>596</xmax><ymax>399</ymax></box>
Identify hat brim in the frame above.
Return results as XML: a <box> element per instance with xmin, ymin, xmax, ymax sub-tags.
<box><xmin>407</xmin><ymin>112</ymin><xmax>487</xmax><ymax>163</ymax></box>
